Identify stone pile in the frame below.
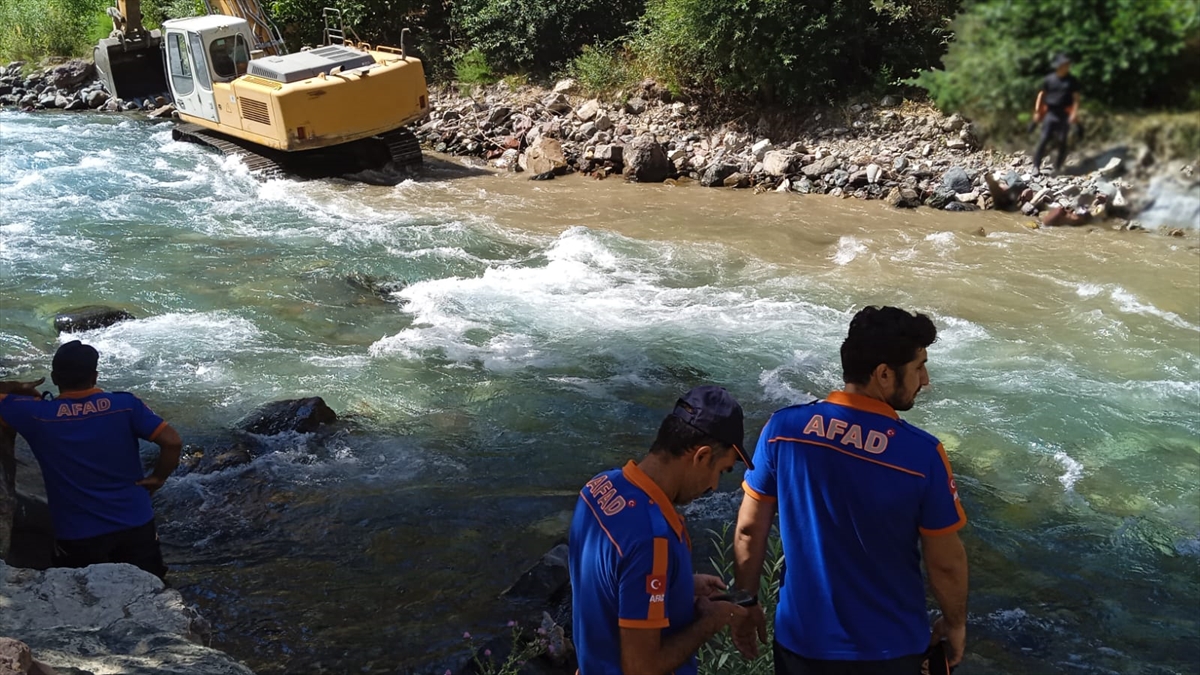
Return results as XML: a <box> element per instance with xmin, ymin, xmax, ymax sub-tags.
<box><xmin>0</xmin><ymin>59</ymin><xmax>168</xmax><ymax>112</ymax></box>
<box><xmin>416</xmin><ymin>78</ymin><xmax>1152</xmax><ymax>226</ymax></box>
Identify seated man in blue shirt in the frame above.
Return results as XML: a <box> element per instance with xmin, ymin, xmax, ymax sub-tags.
<box><xmin>569</xmin><ymin>385</ymin><xmax>755</xmax><ymax>675</ymax></box>
<box><xmin>0</xmin><ymin>341</ymin><xmax>182</xmax><ymax>579</ymax></box>
<box><xmin>732</xmin><ymin>306</ymin><xmax>969</xmax><ymax>674</ymax></box>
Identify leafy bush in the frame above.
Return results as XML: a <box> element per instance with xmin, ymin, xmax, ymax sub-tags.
<box><xmin>633</xmin><ymin>0</ymin><xmax>960</xmax><ymax>106</ymax></box>
<box><xmin>697</xmin><ymin>525</ymin><xmax>785</xmax><ymax>675</ymax></box>
<box><xmin>452</xmin><ymin>0</ymin><xmax>644</xmax><ymax>74</ymax></box>
<box><xmin>454</xmin><ymin>48</ymin><xmax>497</xmax><ymax>85</ymax></box>
<box><xmin>915</xmin><ymin>0</ymin><xmax>1200</xmax><ymax>128</ymax></box>
<box><xmin>565</xmin><ymin>43</ymin><xmax>640</xmax><ymax>95</ymax></box>
<box><xmin>0</xmin><ymin>0</ymin><xmax>107</xmax><ymax>60</ymax></box>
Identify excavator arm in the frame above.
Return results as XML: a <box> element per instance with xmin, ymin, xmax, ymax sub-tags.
<box><xmin>203</xmin><ymin>0</ymin><xmax>286</xmax><ymax>56</ymax></box>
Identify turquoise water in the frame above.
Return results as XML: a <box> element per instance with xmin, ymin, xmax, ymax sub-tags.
<box><xmin>1</xmin><ymin>111</ymin><xmax>1198</xmax><ymax>674</ymax></box>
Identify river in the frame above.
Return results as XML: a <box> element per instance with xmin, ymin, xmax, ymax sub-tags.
<box><xmin>1</xmin><ymin>111</ymin><xmax>1198</xmax><ymax>674</ymax></box>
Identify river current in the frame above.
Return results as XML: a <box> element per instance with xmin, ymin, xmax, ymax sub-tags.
<box><xmin>1</xmin><ymin>112</ymin><xmax>1198</xmax><ymax>674</ymax></box>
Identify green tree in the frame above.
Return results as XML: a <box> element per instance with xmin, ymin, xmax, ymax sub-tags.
<box><xmin>915</xmin><ymin>0</ymin><xmax>1200</xmax><ymax>127</ymax></box>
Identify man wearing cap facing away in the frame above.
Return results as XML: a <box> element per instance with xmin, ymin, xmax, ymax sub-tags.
<box><xmin>1032</xmin><ymin>52</ymin><xmax>1082</xmax><ymax>175</ymax></box>
<box><xmin>731</xmin><ymin>306</ymin><xmax>969</xmax><ymax>675</ymax></box>
<box><xmin>0</xmin><ymin>340</ymin><xmax>182</xmax><ymax>579</ymax></box>
<box><xmin>569</xmin><ymin>385</ymin><xmax>754</xmax><ymax>674</ymax></box>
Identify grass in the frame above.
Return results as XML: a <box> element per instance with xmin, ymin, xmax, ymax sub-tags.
<box><xmin>697</xmin><ymin>525</ymin><xmax>786</xmax><ymax>675</ymax></box>
<box><xmin>0</xmin><ymin>0</ymin><xmax>107</xmax><ymax>62</ymax></box>
<box><xmin>454</xmin><ymin>48</ymin><xmax>498</xmax><ymax>86</ymax></box>
<box><xmin>563</xmin><ymin>42</ymin><xmax>642</xmax><ymax>96</ymax></box>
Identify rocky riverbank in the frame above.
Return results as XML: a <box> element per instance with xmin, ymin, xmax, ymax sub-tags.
<box><xmin>0</xmin><ymin>561</ymin><xmax>254</xmax><ymax>675</ymax></box>
<box><xmin>0</xmin><ymin>59</ymin><xmax>168</xmax><ymax>113</ymax></box>
<box><xmin>416</xmin><ymin>79</ymin><xmax>1200</xmax><ymax>233</ymax></box>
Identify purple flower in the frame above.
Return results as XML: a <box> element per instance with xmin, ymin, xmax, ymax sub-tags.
<box><xmin>444</xmin><ymin>671</ymin><xmax>452</xmax><ymax>675</ymax></box>
<box><xmin>462</xmin><ymin>631</ymin><xmax>471</xmax><ymax>640</ymax></box>
<box><xmin>507</xmin><ymin>620</ymin><xmax>517</xmax><ymax>627</ymax></box>
<box><xmin>484</xmin><ymin>649</ymin><xmax>492</xmax><ymax>657</ymax></box>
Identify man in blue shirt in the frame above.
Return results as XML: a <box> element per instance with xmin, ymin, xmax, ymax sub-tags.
<box><xmin>731</xmin><ymin>307</ymin><xmax>969</xmax><ymax>674</ymax></box>
<box><xmin>0</xmin><ymin>341</ymin><xmax>182</xmax><ymax>579</ymax></box>
<box><xmin>569</xmin><ymin>385</ymin><xmax>754</xmax><ymax>675</ymax></box>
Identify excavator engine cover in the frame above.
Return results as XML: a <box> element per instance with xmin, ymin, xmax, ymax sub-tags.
<box><xmin>94</xmin><ymin>30</ymin><xmax>168</xmax><ymax>101</ymax></box>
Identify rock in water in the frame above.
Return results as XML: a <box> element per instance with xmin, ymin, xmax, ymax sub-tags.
<box><xmin>238</xmin><ymin>397</ymin><xmax>337</xmax><ymax>436</ymax></box>
<box><xmin>762</xmin><ymin>150</ymin><xmax>797</xmax><ymax>177</ymax></box>
<box><xmin>53</xmin><ymin>306</ymin><xmax>135</xmax><ymax>334</ymax></box>
<box><xmin>502</xmin><ymin>543</ymin><xmax>570</xmax><ymax>603</ymax></box>
<box><xmin>0</xmin><ymin>561</ymin><xmax>254</xmax><ymax>675</ymax></box>
<box><xmin>623</xmin><ymin>135</ymin><xmax>670</xmax><ymax>183</ymax></box>
<box><xmin>701</xmin><ymin>163</ymin><xmax>739</xmax><ymax>187</ymax></box>
<box><xmin>523</xmin><ymin>137</ymin><xmax>567</xmax><ymax>176</ymax></box>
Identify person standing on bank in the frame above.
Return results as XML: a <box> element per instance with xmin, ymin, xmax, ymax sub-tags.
<box><xmin>569</xmin><ymin>385</ymin><xmax>755</xmax><ymax>675</ymax></box>
<box><xmin>730</xmin><ymin>307</ymin><xmax>969</xmax><ymax>675</ymax></box>
<box><xmin>1032</xmin><ymin>52</ymin><xmax>1082</xmax><ymax>175</ymax></box>
<box><xmin>0</xmin><ymin>340</ymin><xmax>182</xmax><ymax>579</ymax></box>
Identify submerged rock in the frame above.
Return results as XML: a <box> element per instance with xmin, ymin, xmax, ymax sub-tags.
<box><xmin>0</xmin><ymin>561</ymin><xmax>254</xmax><ymax>675</ymax></box>
<box><xmin>53</xmin><ymin>305</ymin><xmax>135</xmax><ymax>334</ymax></box>
<box><xmin>238</xmin><ymin>397</ymin><xmax>338</xmax><ymax>436</ymax></box>
<box><xmin>502</xmin><ymin>543</ymin><xmax>569</xmax><ymax>604</ymax></box>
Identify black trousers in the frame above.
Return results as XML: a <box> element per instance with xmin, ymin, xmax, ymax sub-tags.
<box><xmin>53</xmin><ymin>518</ymin><xmax>168</xmax><ymax>580</ymax></box>
<box><xmin>1033</xmin><ymin>110</ymin><xmax>1071</xmax><ymax>172</ymax></box>
<box><xmin>774</xmin><ymin>641</ymin><xmax>926</xmax><ymax>675</ymax></box>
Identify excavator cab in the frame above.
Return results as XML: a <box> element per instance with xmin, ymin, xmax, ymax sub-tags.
<box><xmin>94</xmin><ymin>0</ymin><xmax>169</xmax><ymax>101</ymax></box>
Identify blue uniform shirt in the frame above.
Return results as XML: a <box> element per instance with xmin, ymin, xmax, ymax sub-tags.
<box><xmin>0</xmin><ymin>388</ymin><xmax>167</xmax><ymax>540</ymax></box>
<box><xmin>569</xmin><ymin>461</ymin><xmax>697</xmax><ymax>675</ymax></box>
<box><xmin>743</xmin><ymin>391</ymin><xmax>967</xmax><ymax>661</ymax></box>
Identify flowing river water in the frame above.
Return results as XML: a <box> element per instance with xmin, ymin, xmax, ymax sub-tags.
<box><xmin>2</xmin><ymin>112</ymin><xmax>1198</xmax><ymax>674</ymax></box>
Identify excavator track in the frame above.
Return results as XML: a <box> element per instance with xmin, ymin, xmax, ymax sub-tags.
<box><xmin>172</xmin><ymin>123</ymin><xmax>284</xmax><ymax>179</ymax></box>
<box><xmin>381</xmin><ymin>127</ymin><xmax>423</xmax><ymax>170</ymax></box>
<box><xmin>171</xmin><ymin>123</ymin><xmax>424</xmax><ymax>183</ymax></box>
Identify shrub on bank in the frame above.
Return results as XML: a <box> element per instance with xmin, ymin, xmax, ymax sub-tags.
<box><xmin>0</xmin><ymin>0</ymin><xmax>106</xmax><ymax>62</ymax></box>
<box><xmin>697</xmin><ymin>525</ymin><xmax>785</xmax><ymax>675</ymax></box>
<box><xmin>915</xmin><ymin>0</ymin><xmax>1200</xmax><ymax>131</ymax></box>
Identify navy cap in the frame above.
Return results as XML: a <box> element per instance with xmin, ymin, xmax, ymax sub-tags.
<box><xmin>52</xmin><ymin>340</ymin><xmax>99</xmax><ymax>378</ymax></box>
<box><xmin>670</xmin><ymin>385</ymin><xmax>753</xmax><ymax>469</ymax></box>
<box><xmin>1051</xmin><ymin>52</ymin><xmax>1071</xmax><ymax>68</ymax></box>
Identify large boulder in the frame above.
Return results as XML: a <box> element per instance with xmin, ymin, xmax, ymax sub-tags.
<box><xmin>622</xmin><ymin>135</ymin><xmax>671</xmax><ymax>183</ymax></box>
<box><xmin>522</xmin><ymin>137</ymin><xmax>567</xmax><ymax>176</ymax></box>
<box><xmin>762</xmin><ymin>150</ymin><xmax>797</xmax><ymax>177</ymax></box>
<box><xmin>941</xmin><ymin>166</ymin><xmax>973</xmax><ymax>194</ymax></box>
<box><xmin>800</xmin><ymin>156</ymin><xmax>840</xmax><ymax>178</ymax></box>
<box><xmin>237</xmin><ymin>397</ymin><xmax>337</xmax><ymax>436</ymax></box>
<box><xmin>502</xmin><ymin>543</ymin><xmax>569</xmax><ymax>603</ymax></box>
<box><xmin>53</xmin><ymin>305</ymin><xmax>135</xmax><ymax>334</ymax></box>
<box><xmin>0</xmin><ymin>561</ymin><xmax>254</xmax><ymax>675</ymax></box>
<box><xmin>700</xmin><ymin>162</ymin><xmax>738</xmax><ymax>187</ymax></box>
<box><xmin>45</xmin><ymin>60</ymin><xmax>95</xmax><ymax>90</ymax></box>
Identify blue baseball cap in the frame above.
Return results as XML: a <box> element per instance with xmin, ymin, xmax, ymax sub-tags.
<box><xmin>52</xmin><ymin>340</ymin><xmax>99</xmax><ymax>379</ymax></box>
<box><xmin>670</xmin><ymin>385</ymin><xmax>753</xmax><ymax>469</ymax></box>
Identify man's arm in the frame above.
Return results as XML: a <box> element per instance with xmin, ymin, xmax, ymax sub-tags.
<box><xmin>923</xmin><ymin>531</ymin><xmax>969</xmax><ymax>666</ymax></box>
<box><xmin>730</xmin><ymin>493</ymin><xmax>776</xmax><ymax>658</ymax></box>
<box><xmin>620</xmin><ymin>597</ymin><xmax>744</xmax><ymax>675</ymax></box>
<box><xmin>1068</xmin><ymin>91</ymin><xmax>1081</xmax><ymax>123</ymax></box>
<box><xmin>136</xmin><ymin>425</ymin><xmax>182</xmax><ymax>494</ymax></box>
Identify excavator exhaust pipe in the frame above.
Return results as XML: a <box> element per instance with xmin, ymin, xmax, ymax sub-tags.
<box><xmin>94</xmin><ymin>30</ymin><xmax>168</xmax><ymax>102</ymax></box>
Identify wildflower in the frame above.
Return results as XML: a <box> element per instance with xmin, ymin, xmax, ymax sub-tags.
<box><xmin>463</xmin><ymin>631</ymin><xmax>471</xmax><ymax>640</ymax></box>
<box><xmin>507</xmin><ymin>620</ymin><xmax>517</xmax><ymax>627</ymax></box>
<box><xmin>484</xmin><ymin>649</ymin><xmax>492</xmax><ymax>657</ymax></box>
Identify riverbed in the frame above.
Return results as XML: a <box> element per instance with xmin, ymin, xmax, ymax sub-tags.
<box><xmin>2</xmin><ymin>111</ymin><xmax>1198</xmax><ymax>674</ymax></box>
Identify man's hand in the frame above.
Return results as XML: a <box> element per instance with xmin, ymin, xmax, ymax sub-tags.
<box><xmin>931</xmin><ymin>615</ymin><xmax>966</xmax><ymax>667</ymax></box>
<box><xmin>0</xmin><ymin>378</ymin><xmax>44</xmax><ymax>397</ymax></box>
<box><xmin>694</xmin><ymin>595</ymin><xmax>748</xmax><ymax>634</ymax></box>
<box><xmin>731</xmin><ymin>602</ymin><xmax>767</xmax><ymax>659</ymax></box>
<box><xmin>135</xmin><ymin>475</ymin><xmax>167</xmax><ymax>494</ymax></box>
<box><xmin>693</xmin><ymin>574</ymin><xmax>726</xmax><ymax>599</ymax></box>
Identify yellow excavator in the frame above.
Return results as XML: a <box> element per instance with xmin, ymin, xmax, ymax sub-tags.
<box><xmin>96</xmin><ymin>0</ymin><xmax>430</xmax><ymax>180</ymax></box>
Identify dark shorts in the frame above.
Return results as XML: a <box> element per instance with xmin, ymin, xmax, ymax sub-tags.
<box><xmin>774</xmin><ymin>641</ymin><xmax>926</xmax><ymax>675</ymax></box>
<box><xmin>53</xmin><ymin>518</ymin><xmax>168</xmax><ymax>580</ymax></box>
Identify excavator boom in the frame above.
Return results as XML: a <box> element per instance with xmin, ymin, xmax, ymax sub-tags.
<box><xmin>94</xmin><ymin>0</ymin><xmax>168</xmax><ymax>101</ymax></box>
<box><xmin>203</xmin><ymin>0</ymin><xmax>286</xmax><ymax>56</ymax></box>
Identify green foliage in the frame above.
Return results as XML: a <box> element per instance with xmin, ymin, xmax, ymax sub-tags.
<box><xmin>454</xmin><ymin>48</ymin><xmax>497</xmax><ymax>85</ymax></box>
<box><xmin>915</xmin><ymin>0</ymin><xmax>1200</xmax><ymax>128</ymax></box>
<box><xmin>697</xmin><ymin>525</ymin><xmax>785</xmax><ymax>675</ymax></box>
<box><xmin>566</xmin><ymin>43</ymin><xmax>640</xmax><ymax>95</ymax></box>
<box><xmin>463</xmin><ymin>623</ymin><xmax>550</xmax><ymax>675</ymax></box>
<box><xmin>452</xmin><ymin>0</ymin><xmax>644</xmax><ymax>73</ymax></box>
<box><xmin>633</xmin><ymin>0</ymin><xmax>960</xmax><ymax>106</ymax></box>
<box><xmin>0</xmin><ymin>0</ymin><xmax>107</xmax><ymax>60</ymax></box>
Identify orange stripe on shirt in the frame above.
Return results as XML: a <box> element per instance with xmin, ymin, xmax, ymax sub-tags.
<box><xmin>769</xmin><ymin>436</ymin><xmax>926</xmax><ymax>478</ymax></box>
<box><xmin>581</xmin><ymin>490</ymin><xmax>624</xmax><ymax>558</ymax></box>
<box><xmin>742</xmin><ymin>480</ymin><xmax>777</xmax><ymax>502</ymax></box>
<box><xmin>923</xmin><ymin>442</ymin><xmax>968</xmax><ymax>534</ymax></box>
<box><xmin>647</xmin><ymin>537</ymin><xmax>668</xmax><ymax>623</ymax></box>
<box><xmin>618</xmin><ymin>617</ymin><xmax>671</xmax><ymax>629</ymax></box>
<box><xmin>148</xmin><ymin>420</ymin><xmax>169</xmax><ymax>442</ymax></box>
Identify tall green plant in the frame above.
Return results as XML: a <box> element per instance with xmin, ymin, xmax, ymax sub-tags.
<box><xmin>0</xmin><ymin>0</ymin><xmax>107</xmax><ymax>61</ymax></box>
<box><xmin>697</xmin><ymin>525</ymin><xmax>785</xmax><ymax>675</ymax></box>
<box><xmin>915</xmin><ymin>0</ymin><xmax>1200</xmax><ymax>128</ymax></box>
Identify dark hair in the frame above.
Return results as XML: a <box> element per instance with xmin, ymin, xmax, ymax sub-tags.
<box><xmin>840</xmin><ymin>306</ymin><xmax>938</xmax><ymax>385</ymax></box>
<box><xmin>53</xmin><ymin>370</ymin><xmax>95</xmax><ymax>390</ymax></box>
<box><xmin>649</xmin><ymin>415</ymin><xmax>731</xmax><ymax>459</ymax></box>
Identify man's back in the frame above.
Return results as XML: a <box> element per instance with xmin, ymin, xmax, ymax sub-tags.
<box><xmin>742</xmin><ymin>392</ymin><xmax>966</xmax><ymax>660</ymax></box>
<box><xmin>0</xmin><ymin>388</ymin><xmax>166</xmax><ymax>540</ymax></box>
<box><xmin>568</xmin><ymin>462</ymin><xmax>697</xmax><ymax>675</ymax></box>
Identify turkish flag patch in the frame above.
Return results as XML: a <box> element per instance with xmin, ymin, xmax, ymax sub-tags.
<box><xmin>645</xmin><ymin>575</ymin><xmax>666</xmax><ymax>595</ymax></box>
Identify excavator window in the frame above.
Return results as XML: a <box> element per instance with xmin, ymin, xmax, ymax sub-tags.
<box><xmin>167</xmin><ymin>32</ymin><xmax>194</xmax><ymax>95</ymax></box>
<box><xmin>210</xmin><ymin>34</ymin><xmax>251</xmax><ymax>81</ymax></box>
